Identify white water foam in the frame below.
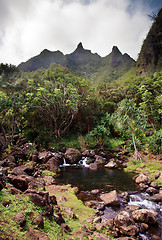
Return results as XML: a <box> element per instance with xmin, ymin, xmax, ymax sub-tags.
<box><xmin>128</xmin><ymin>192</ymin><xmax>161</xmax><ymax>211</ymax></box>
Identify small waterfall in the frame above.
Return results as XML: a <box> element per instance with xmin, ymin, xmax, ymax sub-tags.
<box><xmin>59</xmin><ymin>158</ymin><xmax>71</xmax><ymax>167</ymax></box>
<box><xmin>128</xmin><ymin>192</ymin><xmax>161</xmax><ymax>211</ymax></box>
<box><xmin>79</xmin><ymin>157</ymin><xmax>89</xmax><ymax>168</ymax></box>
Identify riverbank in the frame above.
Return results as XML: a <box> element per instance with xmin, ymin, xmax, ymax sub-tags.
<box><xmin>0</xmin><ymin>143</ymin><xmax>161</xmax><ymax>239</ymax></box>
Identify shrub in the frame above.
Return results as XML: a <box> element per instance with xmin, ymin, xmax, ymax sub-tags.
<box><xmin>147</xmin><ymin>130</ymin><xmax>162</xmax><ymax>154</ymax></box>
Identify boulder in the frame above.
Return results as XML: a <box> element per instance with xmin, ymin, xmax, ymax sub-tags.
<box><xmin>135</xmin><ymin>173</ymin><xmax>151</xmax><ymax>184</ymax></box>
<box><xmin>14</xmin><ymin>212</ymin><xmax>26</xmax><ymax>226</ymax></box>
<box><xmin>38</xmin><ymin>151</ymin><xmax>53</xmax><ymax>163</ymax></box>
<box><xmin>114</xmin><ymin>211</ymin><xmax>139</xmax><ymax>236</ymax></box>
<box><xmin>146</xmin><ymin>187</ymin><xmax>159</xmax><ymax>195</ymax></box>
<box><xmin>53</xmin><ymin>213</ymin><xmax>65</xmax><ymax>225</ymax></box>
<box><xmin>25</xmin><ymin>226</ymin><xmax>50</xmax><ymax>240</ymax></box>
<box><xmin>149</xmin><ymin>192</ymin><xmax>162</xmax><ymax>202</ymax></box>
<box><xmin>32</xmin><ymin>214</ymin><xmax>44</xmax><ymax>228</ymax></box>
<box><xmin>28</xmin><ymin>177</ymin><xmax>45</xmax><ymax>191</ymax></box>
<box><xmin>45</xmin><ymin>156</ymin><xmax>60</xmax><ymax>172</ymax></box>
<box><xmin>29</xmin><ymin>150</ymin><xmax>39</xmax><ymax>162</ymax></box>
<box><xmin>26</xmin><ymin>193</ymin><xmax>45</xmax><ymax>207</ymax></box>
<box><xmin>64</xmin><ymin>148</ymin><xmax>82</xmax><ymax>164</ymax></box>
<box><xmin>157</xmin><ymin>173</ymin><xmax>162</xmax><ymax>182</ymax></box>
<box><xmin>0</xmin><ymin>168</ymin><xmax>5</xmax><ymax>191</ymax></box>
<box><xmin>100</xmin><ymin>190</ymin><xmax>120</xmax><ymax>206</ymax></box>
<box><xmin>82</xmin><ymin>150</ymin><xmax>95</xmax><ymax>157</ymax></box>
<box><xmin>94</xmin><ymin>155</ymin><xmax>105</xmax><ymax>165</ymax></box>
<box><xmin>43</xmin><ymin>175</ymin><xmax>55</xmax><ymax>186</ymax></box>
<box><xmin>11</xmin><ymin>165</ymin><xmax>34</xmax><ymax>176</ymax></box>
<box><xmin>105</xmin><ymin>161</ymin><xmax>117</xmax><ymax>168</ymax></box>
<box><xmin>7</xmin><ymin>174</ymin><xmax>28</xmax><ymax>191</ymax></box>
<box><xmin>89</xmin><ymin>163</ymin><xmax>98</xmax><ymax>170</ymax></box>
<box><xmin>150</xmin><ymin>181</ymin><xmax>158</xmax><ymax>188</ymax></box>
<box><xmin>132</xmin><ymin>209</ymin><xmax>158</xmax><ymax>224</ymax></box>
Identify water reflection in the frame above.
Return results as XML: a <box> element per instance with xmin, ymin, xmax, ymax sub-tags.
<box><xmin>56</xmin><ymin>166</ymin><xmax>138</xmax><ymax>192</ymax></box>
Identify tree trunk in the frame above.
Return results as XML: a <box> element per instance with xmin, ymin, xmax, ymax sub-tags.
<box><xmin>130</xmin><ymin>118</ymin><xmax>142</xmax><ymax>161</ymax></box>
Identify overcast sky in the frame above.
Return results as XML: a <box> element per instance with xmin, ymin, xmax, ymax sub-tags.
<box><xmin>0</xmin><ymin>0</ymin><xmax>161</xmax><ymax>65</ymax></box>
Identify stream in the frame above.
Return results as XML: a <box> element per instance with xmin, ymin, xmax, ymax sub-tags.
<box><xmin>55</xmin><ymin>157</ymin><xmax>162</xmax><ymax>239</ymax></box>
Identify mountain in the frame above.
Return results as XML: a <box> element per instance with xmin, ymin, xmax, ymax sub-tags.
<box><xmin>136</xmin><ymin>8</ymin><xmax>162</xmax><ymax>74</ymax></box>
<box><xmin>18</xmin><ymin>49</ymin><xmax>67</xmax><ymax>72</ymax></box>
<box><xmin>18</xmin><ymin>43</ymin><xmax>135</xmax><ymax>83</ymax></box>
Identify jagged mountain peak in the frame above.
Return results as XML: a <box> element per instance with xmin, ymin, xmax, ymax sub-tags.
<box><xmin>112</xmin><ymin>46</ymin><xmax>121</xmax><ymax>54</ymax></box>
<box><xmin>76</xmin><ymin>42</ymin><xmax>84</xmax><ymax>50</ymax></box>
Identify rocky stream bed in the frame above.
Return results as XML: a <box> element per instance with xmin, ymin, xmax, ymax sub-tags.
<box><xmin>0</xmin><ymin>143</ymin><xmax>161</xmax><ymax>239</ymax></box>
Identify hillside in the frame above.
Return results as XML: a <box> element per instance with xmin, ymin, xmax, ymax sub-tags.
<box><xmin>18</xmin><ymin>42</ymin><xmax>135</xmax><ymax>83</ymax></box>
<box><xmin>136</xmin><ymin>8</ymin><xmax>162</xmax><ymax>74</ymax></box>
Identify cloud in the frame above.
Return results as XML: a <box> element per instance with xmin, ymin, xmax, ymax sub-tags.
<box><xmin>0</xmin><ymin>0</ymin><xmax>155</xmax><ymax>65</ymax></box>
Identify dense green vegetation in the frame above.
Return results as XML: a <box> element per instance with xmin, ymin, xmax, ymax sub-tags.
<box><xmin>0</xmin><ymin>62</ymin><xmax>161</xmax><ymax>157</ymax></box>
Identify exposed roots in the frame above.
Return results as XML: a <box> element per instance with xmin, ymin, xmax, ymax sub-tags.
<box><xmin>133</xmin><ymin>150</ymin><xmax>143</xmax><ymax>161</ymax></box>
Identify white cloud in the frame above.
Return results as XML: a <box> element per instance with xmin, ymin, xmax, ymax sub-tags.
<box><xmin>0</xmin><ymin>0</ymin><xmax>153</xmax><ymax>65</ymax></box>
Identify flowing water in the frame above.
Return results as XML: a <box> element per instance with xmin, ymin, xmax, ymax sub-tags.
<box><xmin>56</xmin><ymin>158</ymin><xmax>162</xmax><ymax>239</ymax></box>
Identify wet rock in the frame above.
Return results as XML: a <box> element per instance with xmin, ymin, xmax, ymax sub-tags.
<box><xmin>94</xmin><ymin>155</ymin><xmax>105</xmax><ymax>165</ymax></box>
<box><xmin>149</xmin><ymin>192</ymin><xmax>162</xmax><ymax>202</ymax></box>
<box><xmin>120</xmin><ymin>191</ymin><xmax>130</xmax><ymax>202</ymax></box>
<box><xmin>100</xmin><ymin>190</ymin><xmax>120</xmax><ymax>206</ymax></box>
<box><xmin>125</xmin><ymin>205</ymin><xmax>140</xmax><ymax>212</ymax></box>
<box><xmin>82</xmin><ymin>150</ymin><xmax>95</xmax><ymax>157</ymax></box>
<box><xmin>45</xmin><ymin>156</ymin><xmax>60</xmax><ymax>172</ymax></box>
<box><xmin>132</xmin><ymin>209</ymin><xmax>158</xmax><ymax>224</ymax></box>
<box><xmin>14</xmin><ymin>212</ymin><xmax>26</xmax><ymax>226</ymax></box>
<box><xmin>135</xmin><ymin>173</ymin><xmax>151</xmax><ymax>184</ymax></box>
<box><xmin>146</xmin><ymin>187</ymin><xmax>159</xmax><ymax>195</ymax></box>
<box><xmin>32</xmin><ymin>214</ymin><xmax>44</xmax><ymax>228</ymax></box>
<box><xmin>139</xmin><ymin>183</ymin><xmax>149</xmax><ymax>189</ymax></box>
<box><xmin>150</xmin><ymin>181</ymin><xmax>159</xmax><ymax>188</ymax></box>
<box><xmin>89</xmin><ymin>163</ymin><xmax>97</xmax><ymax>170</ymax></box>
<box><xmin>86</xmin><ymin>157</ymin><xmax>95</xmax><ymax>164</ymax></box>
<box><xmin>105</xmin><ymin>161</ymin><xmax>117</xmax><ymax>168</ymax></box>
<box><xmin>38</xmin><ymin>151</ymin><xmax>53</xmax><ymax>163</ymax></box>
<box><xmin>64</xmin><ymin>148</ymin><xmax>82</xmax><ymax>164</ymax></box>
<box><xmin>7</xmin><ymin>174</ymin><xmax>28</xmax><ymax>191</ymax></box>
<box><xmin>138</xmin><ymin>222</ymin><xmax>149</xmax><ymax>233</ymax></box>
<box><xmin>91</xmin><ymin>189</ymin><xmax>100</xmax><ymax>195</ymax></box>
<box><xmin>103</xmin><ymin>218</ymin><xmax>114</xmax><ymax>229</ymax></box>
<box><xmin>114</xmin><ymin>211</ymin><xmax>139</xmax><ymax>236</ymax></box>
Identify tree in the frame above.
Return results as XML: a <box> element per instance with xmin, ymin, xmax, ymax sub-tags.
<box><xmin>25</xmin><ymin>66</ymin><xmax>91</xmax><ymax>138</ymax></box>
<box><xmin>111</xmin><ymin>99</ymin><xmax>146</xmax><ymax>160</ymax></box>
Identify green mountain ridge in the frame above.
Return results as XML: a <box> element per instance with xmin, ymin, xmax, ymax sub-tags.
<box><xmin>18</xmin><ymin>42</ymin><xmax>135</xmax><ymax>83</ymax></box>
<box><xmin>18</xmin><ymin>8</ymin><xmax>162</xmax><ymax>83</ymax></box>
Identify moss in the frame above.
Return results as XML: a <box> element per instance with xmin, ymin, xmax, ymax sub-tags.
<box><xmin>42</xmin><ymin>170</ymin><xmax>56</xmax><ymax>178</ymax></box>
<box><xmin>45</xmin><ymin>184</ymin><xmax>95</xmax><ymax>233</ymax></box>
<box><xmin>125</xmin><ymin>157</ymin><xmax>162</xmax><ymax>185</ymax></box>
